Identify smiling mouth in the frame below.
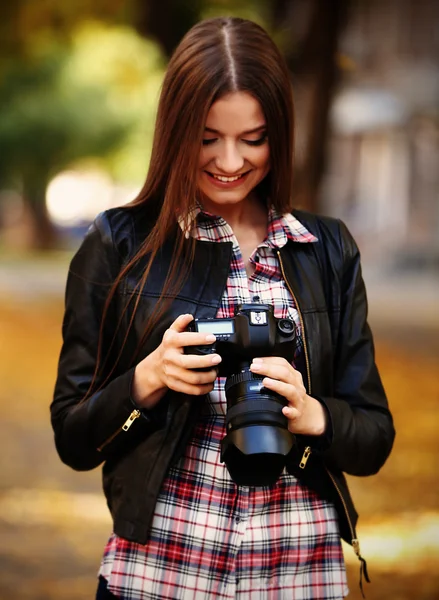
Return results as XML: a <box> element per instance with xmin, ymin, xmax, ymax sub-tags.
<box><xmin>206</xmin><ymin>171</ymin><xmax>250</xmax><ymax>183</ymax></box>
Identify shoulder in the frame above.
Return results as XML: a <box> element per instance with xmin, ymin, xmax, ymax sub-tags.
<box><xmin>292</xmin><ymin>208</ymin><xmax>343</xmax><ymax>241</ymax></box>
<box><xmin>69</xmin><ymin>205</ymin><xmax>156</xmax><ymax>280</ymax></box>
<box><xmin>84</xmin><ymin>204</ymin><xmax>156</xmax><ymax>263</ymax></box>
<box><xmin>292</xmin><ymin>208</ymin><xmax>360</xmax><ymax>266</ymax></box>
<box><xmin>93</xmin><ymin>204</ymin><xmax>154</xmax><ymax>243</ymax></box>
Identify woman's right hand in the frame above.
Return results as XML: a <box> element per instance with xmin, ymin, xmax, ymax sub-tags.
<box><xmin>131</xmin><ymin>313</ymin><xmax>222</xmax><ymax>409</ymax></box>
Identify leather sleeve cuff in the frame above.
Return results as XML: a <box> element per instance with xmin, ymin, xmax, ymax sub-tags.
<box><xmin>300</xmin><ymin>395</ymin><xmax>334</xmax><ymax>452</ymax></box>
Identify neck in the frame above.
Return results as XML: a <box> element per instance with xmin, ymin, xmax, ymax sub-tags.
<box><xmin>200</xmin><ymin>194</ymin><xmax>268</xmax><ymax>232</ymax></box>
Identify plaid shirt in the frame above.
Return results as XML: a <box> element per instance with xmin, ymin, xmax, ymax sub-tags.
<box><xmin>99</xmin><ymin>208</ymin><xmax>348</xmax><ymax>599</ymax></box>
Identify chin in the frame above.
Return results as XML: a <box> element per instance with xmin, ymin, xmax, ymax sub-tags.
<box><xmin>198</xmin><ymin>181</ymin><xmax>259</xmax><ymax>203</ymax></box>
<box><xmin>201</xmin><ymin>191</ymin><xmax>249</xmax><ymax>208</ymax></box>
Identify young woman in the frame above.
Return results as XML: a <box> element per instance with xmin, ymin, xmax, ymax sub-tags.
<box><xmin>51</xmin><ymin>16</ymin><xmax>395</xmax><ymax>600</ymax></box>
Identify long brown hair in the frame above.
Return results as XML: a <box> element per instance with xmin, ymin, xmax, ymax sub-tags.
<box><xmin>94</xmin><ymin>16</ymin><xmax>296</xmax><ymax>386</ymax></box>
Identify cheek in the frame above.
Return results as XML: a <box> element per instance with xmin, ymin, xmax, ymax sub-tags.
<box><xmin>199</xmin><ymin>148</ymin><xmax>213</xmax><ymax>168</ymax></box>
<box><xmin>254</xmin><ymin>146</ymin><xmax>270</xmax><ymax>170</ymax></box>
<box><xmin>256</xmin><ymin>153</ymin><xmax>270</xmax><ymax>179</ymax></box>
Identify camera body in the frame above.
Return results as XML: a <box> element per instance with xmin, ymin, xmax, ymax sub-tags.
<box><xmin>185</xmin><ymin>303</ymin><xmax>297</xmax><ymax>486</ymax></box>
<box><xmin>186</xmin><ymin>303</ymin><xmax>296</xmax><ymax>375</ymax></box>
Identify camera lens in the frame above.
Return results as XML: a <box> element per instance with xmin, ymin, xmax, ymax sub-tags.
<box><xmin>221</xmin><ymin>366</ymin><xmax>295</xmax><ymax>486</ymax></box>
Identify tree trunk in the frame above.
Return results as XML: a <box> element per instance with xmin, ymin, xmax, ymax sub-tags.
<box><xmin>272</xmin><ymin>0</ymin><xmax>351</xmax><ymax>212</ymax></box>
<box><xmin>23</xmin><ymin>178</ymin><xmax>59</xmax><ymax>250</ymax></box>
<box><xmin>133</xmin><ymin>0</ymin><xmax>202</xmax><ymax>57</ymax></box>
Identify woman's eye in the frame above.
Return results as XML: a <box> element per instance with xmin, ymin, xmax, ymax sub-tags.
<box><xmin>243</xmin><ymin>134</ymin><xmax>268</xmax><ymax>146</ymax></box>
<box><xmin>202</xmin><ymin>134</ymin><xmax>268</xmax><ymax>147</ymax></box>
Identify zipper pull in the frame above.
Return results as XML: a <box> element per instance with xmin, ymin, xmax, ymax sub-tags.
<box><xmin>299</xmin><ymin>446</ymin><xmax>312</xmax><ymax>469</ymax></box>
<box><xmin>122</xmin><ymin>409</ymin><xmax>141</xmax><ymax>431</ymax></box>
<box><xmin>352</xmin><ymin>537</ymin><xmax>370</xmax><ymax>598</ymax></box>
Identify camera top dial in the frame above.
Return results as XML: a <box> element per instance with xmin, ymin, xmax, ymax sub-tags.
<box><xmin>277</xmin><ymin>318</ymin><xmax>296</xmax><ymax>337</ymax></box>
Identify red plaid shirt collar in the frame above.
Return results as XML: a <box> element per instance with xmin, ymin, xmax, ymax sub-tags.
<box><xmin>178</xmin><ymin>205</ymin><xmax>318</xmax><ymax>246</ymax></box>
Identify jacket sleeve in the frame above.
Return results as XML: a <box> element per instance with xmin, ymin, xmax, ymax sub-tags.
<box><xmin>318</xmin><ymin>220</ymin><xmax>395</xmax><ymax>476</ymax></box>
<box><xmin>50</xmin><ymin>213</ymin><xmax>163</xmax><ymax>472</ymax></box>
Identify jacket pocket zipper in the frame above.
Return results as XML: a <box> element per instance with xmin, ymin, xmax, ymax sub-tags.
<box><xmin>97</xmin><ymin>409</ymin><xmax>141</xmax><ymax>452</ymax></box>
<box><xmin>299</xmin><ymin>445</ymin><xmax>312</xmax><ymax>468</ymax></box>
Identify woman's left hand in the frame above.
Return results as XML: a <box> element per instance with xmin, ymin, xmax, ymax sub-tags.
<box><xmin>250</xmin><ymin>357</ymin><xmax>327</xmax><ymax>436</ymax></box>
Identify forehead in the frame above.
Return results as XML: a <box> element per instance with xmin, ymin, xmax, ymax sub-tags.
<box><xmin>205</xmin><ymin>91</ymin><xmax>265</xmax><ymax>132</ymax></box>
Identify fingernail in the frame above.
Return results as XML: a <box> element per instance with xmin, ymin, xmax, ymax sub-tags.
<box><xmin>251</xmin><ymin>362</ymin><xmax>261</xmax><ymax>371</ymax></box>
<box><xmin>252</xmin><ymin>358</ymin><xmax>263</xmax><ymax>364</ymax></box>
<box><xmin>211</xmin><ymin>355</ymin><xmax>222</xmax><ymax>364</ymax></box>
<box><xmin>205</xmin><ymin>334</ymin><xmax>216</xmax><ymax>343</ymax></box>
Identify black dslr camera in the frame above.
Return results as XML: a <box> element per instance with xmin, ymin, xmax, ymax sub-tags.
<box><xmin>186</xmin><ymin>303</ymin><xmax>296</xmax><ymax>486</ymax></box>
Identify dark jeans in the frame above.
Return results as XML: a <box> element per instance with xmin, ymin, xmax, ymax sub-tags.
<box><xmin>96</xmin><ymin>576</ymin><xmax>119</xmax><ymax>599</ymax></box>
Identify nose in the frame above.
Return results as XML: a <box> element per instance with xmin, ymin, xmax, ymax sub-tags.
<box><xmin>214</xmin><ymin>141</ymin><xmax>245</xmax><ymax>174</ymax></box>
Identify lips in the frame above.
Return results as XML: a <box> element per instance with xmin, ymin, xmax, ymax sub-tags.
<box><xmin>208</xmin><ymin>171</ymin><xmax>247</xmax><ymax>182</ymax></box>
<box><xmin>205</xmin><ymin>170</ymin><xmax>251</xmax><ymax>188</ymax></box>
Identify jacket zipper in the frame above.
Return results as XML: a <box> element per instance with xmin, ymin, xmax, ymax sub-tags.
<box><xmin>97</xmin><ymin>409</ymin><xmax>141</xmax><ymax>452</ymax></box>
<box><xmin>325</xmin><ymin>467</ymin><xmax>361</xmax><ymax>556</ymax></box>
<box><xmin>277</xmin><ymin>249</ymin><xmax>366</xmax><ymax>569</ymax></box>
<box><xmin>277</xmin><ymin>250</ymin><xmax>312</xmax><ymax>470</ymax></box>
<box><xmin>326</xmin><ymin>466</ymin><xmax>370</xmax><ymax>595</ymax></box>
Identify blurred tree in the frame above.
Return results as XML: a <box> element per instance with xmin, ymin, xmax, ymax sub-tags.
<box><xmin>270</xmin><ymin>0</ymin><xmax>351</xmax><ymax>212</ymax></box>
<box><xmin>0</xmin><ymin>0</ymin><xmax>130</xmax><ymax>61</ymax></box>
<box><xmin>133</xmin><ymin>0</ymin><xmax>271</xmax><ymax>56</ymax></box>
<box><xmin>0</xmin><ymin>43</ymin><xmax>131</xmax><ymax>249</ymax></box>
<box><xmin>0</xmin><ymin>0</ymin><xmax>352</xmax><ymax>230</ymax></box>
<box><xmin>62</xmin><ymin>22</ymin><xmax>165</xmax><ymax>185</ymax></box>
<box><xmin>133</xmin><ymin>0</ymin><xmax>204</xmax><ymax>57</ymax></box>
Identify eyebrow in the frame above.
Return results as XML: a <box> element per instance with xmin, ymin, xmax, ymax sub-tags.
<box><xmin>204</xmin><ymin>125</ymin><xmax>267</xmax><ymax>135</ymax></box>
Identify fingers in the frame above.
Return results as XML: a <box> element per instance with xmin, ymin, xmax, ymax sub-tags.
<box><xmin>250</xmin><ymin>357</ymin><xmax>304</xmax><ymax>388</ymax></box>
<box><xmin>167</xmin><ymin>378</ymin><xmax>217</xmax><ymax>396</ymax></box>
<box><xmin>282</xmin><ymin>405</ymin><xmax>302</xmax><ymax>434</ymax></box>
<box><xmin>158</xmin><ymin>313</ymin><xmax>222</xmax><ymax>396</ymax></box>
<box><xmin>164</xmin><ymin>362</ymin><xmax>218</xmax><ymax>386</ymax></box>
<box><xmin>162</xmin><ymin>350</ymin><xmax>220</xmax><ymax>383</ymax></box>
<box><xmin>164</xmin><ymin>314</ymin><xmax>217</xmax><ymax>350</ymax></box>
<box><xmin>250</xmin><ymin>357</ymin><xmax>306</xmax><ymax>415</ymax></box>
<box><xmin>250</xmin><ymin>358</ymin><xmax>327</xmax><ymax>435</ymax></box>
<box><xmin>179</xmin><ymin>352</ymin><xmax>222</xmax><ymax>370</ymax></box>
<box><xmin>282</xmin><ymin>404</ymin><xmax>301</xmax><ymax>421</ymax></box>
<box><xmin>164</xmin><ymin>330</ymin><xmax>216</xmax><ymax>349</ymax></box>
<box><xmin>262</xmin><ymin>377</ymin><xmax>304</xmax><ymax>404</ymax></box>
<box><xmin>168</xmin><ymin>313</ymin><xmax>194</xmax><ymax>332</ymax></box>
<box><xmin>161</xmin><ymin>356</ymin><xmax>219</xmax><ymax>395</ymax></box>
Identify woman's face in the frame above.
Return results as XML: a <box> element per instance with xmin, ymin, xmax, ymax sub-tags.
<box><xmin>197</xmin><ymin>91</ymin><xmax>270</xmax><ymax>210</ymax></box>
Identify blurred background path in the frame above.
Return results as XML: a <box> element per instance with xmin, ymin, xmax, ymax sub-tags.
<box><xmin>1</xmin><ymin>255</ymin><xmax>437</xmax><ymax>349</ymax></box>
<box><xmin>0</xmin><ymin>258</ymin><xmax>438</xmax><ymax>600</ymax></box>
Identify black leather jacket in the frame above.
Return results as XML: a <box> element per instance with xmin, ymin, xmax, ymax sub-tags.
<box><xmin>51</xmin><ymin>205</ymin><xmax>395</xmax><ymax>560</ymax></box>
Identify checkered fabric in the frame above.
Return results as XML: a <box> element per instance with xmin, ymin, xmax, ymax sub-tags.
<box><xmin>99</xmin><ymin>208</ymin><xmax>348</xmax><ymax>599</ymax></box>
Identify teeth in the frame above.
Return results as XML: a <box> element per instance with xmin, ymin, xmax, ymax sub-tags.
<box><xmin>210</xmin><ymin>173</ymin><xmax>243</xmax><ymax>182</ymax></box>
